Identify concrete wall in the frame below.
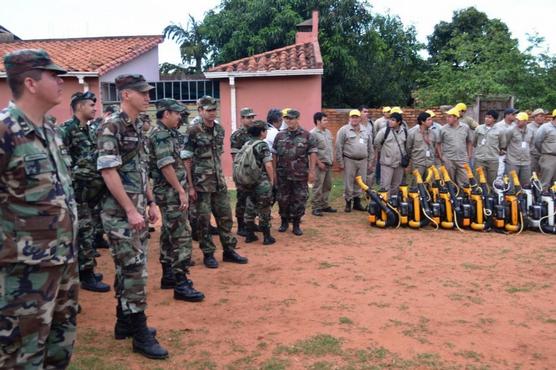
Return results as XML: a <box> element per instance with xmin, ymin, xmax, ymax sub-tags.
<box><xmin>100</xmin><ymin>47</ymin><xmax>159</xmax><ymax>83</ymax></box>
<box><xmin>218</xmin><ymin>74</ymin><xmax>322</xmax><ymax>176</ymax></box>
<box><xmin>0</xmin><ymin>76</ymin><xmax>101</xmax><ymax>124</ymax></box>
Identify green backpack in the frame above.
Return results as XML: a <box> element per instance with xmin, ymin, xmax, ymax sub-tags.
<box><xmin>233</xmin><ymin>139</ymin><xmax>263</xmax><ymax>187</ymax></box>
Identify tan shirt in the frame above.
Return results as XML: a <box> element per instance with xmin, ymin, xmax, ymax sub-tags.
<box><xmin>494</xmin><ymin>119</ymin><xmax>516</xmax><ymax>133</ymax></box>
<box><xmin>439</xmin><ymin>123</ymin><xmax>472</xmax><ymax>161</ymax></box>
<box><xmin>335</xmin><ymin>123</ymin><xmax>373</xmax><ymax>166</ymax></box>
<box><xmin>374</xmin><ymin>126</ymin><xmax>407</xmax><ymax>167</ymax></box>
<box><xmin>534</xmin><ymin>121</ymin><xmax>556</xmax><ymax>155</ymax></box>
<box><xmin>473</xmin><ymin>124</ymin><xmax>506</xmax><ymax>161</ymax></box>
<box><xmin>527</xmin><ymin>121</ymin><xmax>542</xmax><ymax>157</ymax></box>
<box><xmin>407</xmin><ymin>125</ymin><xmax>437</xmax><ymax>167</ymax></box>
<box><xmin>310</xmin><ymin>127</ymin><xmax>334</xmax><ymax>165</ymax></box>
<box><xmin>506</xmin><ymin>125</ymin><xmax>534</xmax><ymax>165</ymax></box>
<box><xmin>373</xmin><ymin>116</ymin><xmax>388</xmax><ymax>137</ymax></box>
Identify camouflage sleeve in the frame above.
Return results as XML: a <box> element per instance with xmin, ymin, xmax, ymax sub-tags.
<box><xmin>59</xmin><ymin>122</ymin><xmax>71</xmax><ymax>148</ymax></box>
<box><xmin>230</xmin><ymin>130</ymin><xmax>241</xmax><ymax>154</ymax></box>
<box><xmin>181</xmin><ymin>126</ymin><xmax>195</xmax><ymax>160</ymax></box>
<box><xmin>255</xmin><ymin>140</ymin><xmax>272</xmax><ymax>164</ymax></box>
<box><xmin>0</xmin><ymin>121</ymin><xmax>13</xmax><ymax>174</ymax></box>
<box><xmin>151</xmin><ymin>130</ymin><xmax>176</xmax><ymax>169</ymax></box>
<box><xmin>307</xmin><ymin>132</ymin><xmax>318</xmax><ymax>154</ymax></box>
<box><xmin>271</xmin><ymin>132</ymin><xmax>281</xmax><ymax>154</ymax></box>
<box><xmin>96</xmin><ymin>119</ymin><xmax>122</xmax><ymax>170</ymax></box>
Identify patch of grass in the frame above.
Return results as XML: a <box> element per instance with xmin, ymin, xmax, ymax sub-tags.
<box><xmin>257</xmin><ymin>341</ymin><xmax>269</xmax><ymax>350</ymax></box>
<box><xmin>306</xmin><ymin>361</ymin><xmax>335</xmax><ymax>370</ymax></box>
<box><xmin>281</xmin><ymin>298</ymin><xmax>297</xmax><ymax>307</ymax></box>
<box><xmin>455</xmin><ymin>350</ymin><xmax>483</xmax><ymax>362</ymax></box>
<box><xmin>260</xmin><ymin>357</ymin><xmax>289</xmax><ymax>370</ymax></box>
<box><xmin>398</xmin><ymin>303</ymin><xmax>409</xmax><ymax>311</ymax></box>
<box><xmin>505</xmin><ymin>282</ymin><xmax>537</xmax><ymax>294</ymax></box>
<box><xmin>401</xmin><ymin>317</ymin><xmax>431</xmax><ymax>344</ymax></box>
<box><xmin>462</xmin><ymin>262</ymin><xmax>485</xmax><ymax>270</ymax></box>
<box><xmin>68</xmin><ymin>356</ymin><xmax>128</xmax><ymax>370</ymax></box>
<box><xmin>368</xmin><ymin>301</ymin><xmax>390</xmax><ymax>308</ymax></box>
<box><xmin>339</xmin><ymin>316</ymin><xmax>353</xmax><ymax>325</ymax></box>
<box><xmin>275</xmin><ymin>334</ymin><xmax>343</xmax><ymax>356</ymax></box>
<box><xmin>318</xmin><ymin>261</ymin><xmax>337</xmax><ymax>269</ymax></box>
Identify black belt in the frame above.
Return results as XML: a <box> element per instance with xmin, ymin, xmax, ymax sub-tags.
<box><xmin>343</xmin><ymin>155</ymin><xmax>366</xmax><ymax>160</ymax></box>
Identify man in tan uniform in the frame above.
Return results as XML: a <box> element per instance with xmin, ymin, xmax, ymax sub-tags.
<box><xmin>455</xmin><ymin>102</ymin><xmax>479</xmax><ymax>130</ymax></box>
<box><xmin>336</xmin><ymin>110</ymin><xmax>374</xmax><ymax>212</ymax></box>
<box><xmin>473</xmin><ymin>110</ymin><xmax>506</xmax><ymax>186</ymax></box>
<box><xmin>374</xmin><ymin>112</ymin><xmax>407</xmax><ymax>196</ymax></box>
<box><xmin>438</xmin><ymin>108</ymin><xmax>473</xmax><ymax>187</ymax></box>
<box><xmin>407</xmin><ymin>112</ymin><xmax>437</xmax><ymax>185</ymax></box>
<box><xmin>494</xmin><ymin>108</ymin><xmax>517</xmax><ymax>177</ymax></box>
<box><xmin>373</xmin><ymin>107</ymin><xmax>390</xmax><ymax>137</ymax></box>
<box><xmin>534</xmin><ymin>109</ymin><xmax>556</xmax><ymax>189</ymax></box>
<box><xmin>528</xmin><ymin>108</ymin><xmax>546</xmax><ymax>175</ymax></box>
<box><xmin>310</xmin><ymin>112</ymin><xmax>336</xmax><ymax>216</ymax></box>
<box><xmin>506</xmin><ymin>112</ymin><xmax>534</xmax><ymax>186</ymax></box>
<box><xmin>359</xmin><ymin>105</ymin><xmax>375</xmax><ymax>186</ymax></box>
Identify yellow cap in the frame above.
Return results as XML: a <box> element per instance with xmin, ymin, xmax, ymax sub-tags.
<box><xmin>446</xmin><ymin>107</ymin><xmax>461</xmax><ymax>118</ymax></box>
<box><xmin>390</xmin><ymin>106</ymin><xmax>403</xmax><ymax>114</ymax></box>
<box><xmin>516</xmin><ymin>112</ymin><xmax>529</xmax><ymax>121</ymax></box>
<box><xmin>382</xmin><ymin>106</ymin><xmax>391</xmax><ymax>113</ymax></box>
<box><xmin>425</xmin><ymin>109</ymin><xmax>436</xmax><ymax>118</ymax></box>
<box><xmin>281</xmin><ymin>108</ymin><xmax>291</xmax><ymax>117</ymax></box>
<box><xmin>454</xmin><ymin>102</ymin><xmax>467</xmax><ymax>112</ymax></box>
<box><xmin>349</xmin><ymin>109</ymin><xmax>361</xmax><ymax>117</ymax></box>
<box><xmin>552</xmin><ymin>109</ymin><xmax>556</xmax><ymax>117</ymax></box>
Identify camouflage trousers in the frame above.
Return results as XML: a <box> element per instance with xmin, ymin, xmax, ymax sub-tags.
<box><xmin>92</xmin><ymin>203</ymin><xmax>105</xmax><ymax>245</ymax></box>
<box><xmin>158</xmin><ymin>203</ymin><xmax>192</xmax><ymax>276</ymax></box>
<box><xmin>76</xmin><ymin>201</ymin><xmax>96</xmax><ymax>272</ymax></box>
<box><xmin>101</xmin><ymin>195</ymin><xmax>149</xmax><ymax>314</ymax></box>
<box><xmin>235</xmin><ymin>190</ymin><xmax>256</xmax><ymax>222</ymax></box>
<box><xmin>0</xmin><ymin>262</ymin><xmax>79</xmax><ymax>370</ymax></box>
<box><xmin>277</xmin><ymin>178</ymin><xmax>309</xmax><ymax>219</ymax></box>
<box><xmin>196</xmin><ymin>191</ymin><xmax>237</xmax><ymax>254</ymax></box>
<box><xmin>242</xmin><ymin>179</ymin><xmax>273</xmax><ymax>228</ymax></box>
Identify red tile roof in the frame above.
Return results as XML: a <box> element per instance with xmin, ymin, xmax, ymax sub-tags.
<box><xmin>208</xmin><ymin>41</ymin><xmax>323</xmax><ymax>73</ymax></box>
<box><xmin>0</xmin><ymin>35</ymin><xmax>162</xmax><ymax>75</ymax></box>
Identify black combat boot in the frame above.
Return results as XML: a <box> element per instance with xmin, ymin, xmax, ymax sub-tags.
<box><xmin>209</xmin><ymin>224</ymin><xmax>219</xmax><ymax>235</ymax></box>
<box><xmin>115</xmin><ymin>302</ymin><xmax>157</xmax><ymax>340</ymax></box>
<box><xmin>236</xmin><ymin>218</ymin><xmax>248</xmax><ymax>237</ymax></box>
<box><xmin>262</xmin><ymin>226</ymin><xmax>276</xmax><ymax>245</ymax></box>
<box><xmin>131</xmin><ymin>312</ymin><xmax>168</xmax><ymax>359</ymax></box>
<box><xmin>174</xmin><ymin>274</ymin><xmax>205</xmax><ymax>302</ymax></box>
<box><xmin>278</xmin><ymin>217</ymin><xmax>289</xmax><ymax>232</ymax></box>
<box><xmin>80</xmin><ymin>269</ymin><xmax>110</xmax><ymax>293</ymax></box>
<box><xmin>223</xmin><ymin>248</ymin><xmax>248</xmax><ymax>264</ymax></box>
<box><xmin>244</xmin><ymin>222</ymin><xmax>259</xmax><ymax>243</ymax></box>
<box><xmin>344</xmin><ymin>200</ymin><xmax>352</xmax><ymax>213</ymax></box>
<box><xmin>292</xmin><ymin>218</ymin><xmax>303</xmax><ymax>236</ymax></box>
<box><xmin>94</xmin><ymin>233</ymin><xmax>110</xmax><ymax>249</ymax></box>
<box><xmin>94</xmin><ymin>272</ymin><xmax>103</xmax><ymax>282</ymax></box>
<box><xmin>203</xmin><ymin>252</ymin><xmax>219</xmax><ymax>268</ymax></box>
<box><xmin>353</xmin><ymin>197</ymin><xmax>366</xmax><ymax>211</ymax></box>
<box><xmin>160</xmin><ymin>263</ymin><xmax>176</xmax><ymax>289</ymax></box>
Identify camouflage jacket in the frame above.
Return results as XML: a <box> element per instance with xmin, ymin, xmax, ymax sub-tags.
<box><xmin>148</xmin><ymin>121</ymin><xmax>188</xmax><ymax>205</ymax></box>
<box><xmin>183</xmin><ymin>119</ymin><xmax>227</xmax><ymax>192</ymax></box>
<box><xmin>230</xmin><ymin>126</ymin><xmax>251</xmax><ymax>156</ymax></box>
<box><xmin>0</xmin><ymin>102</ymin><xmax>77</xmax><ymax>266</ymax></box>
<box><xmin>96</xmin><ymin>111</ymin><xmax>149</xmax><ymax>198</ymax></box>
<box><xmin>60</xmin><ymin>116</ymin><xmax>99</xmax><ymax>181</ymax></box>
<box><xmin>272</xmin><ymin>127</ymin><xmax>318</xmax><ymax>181</ymax></box>
<box><xmin>88</xmin><ymin>117</ymin><xmax>104</xmax><ymax>143</ymax></box>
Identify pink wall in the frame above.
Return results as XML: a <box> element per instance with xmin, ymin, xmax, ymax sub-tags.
<box><xmin>0</xmin><ymin>77</ymin><xmax>101</xmax><ymax>124</ymax></box>
<box><xmin>218</xmin><ymin>74</ymin><xmax>322</xmax><ymax>176</ymax></box>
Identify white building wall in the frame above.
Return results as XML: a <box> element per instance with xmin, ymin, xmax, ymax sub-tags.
<box><xmin>100</xmin><ymin>47</ymin><xmax>159</xmax><ymax>82</ymax></box>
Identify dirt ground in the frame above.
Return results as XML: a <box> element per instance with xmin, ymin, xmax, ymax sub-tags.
<box><xmin>71</xmin><ymin>191</ymin><xmax>556</xmax><ymax>370</ymax></box>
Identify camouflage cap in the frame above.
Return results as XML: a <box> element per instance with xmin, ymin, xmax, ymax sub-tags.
<box><xmin>103</xmin><ymin>104</ymin><xmax>120</xmax><ymax>114</ymax></box>
<box><xmin>197</xmin><ymin>95</ymin><xmax>217</xmax><ymax>110</ymax></box>
<box><xmin>156</xmin><ymin>98</ymin><xmax>185</xmax><ymax>113</ymax></box>
<box><xmin>240</xmin><ymin>107</ymin><xmax>256</xmax><ymax>117</ymax></box>
<box><xmin>252</xmin><ymin>120</ymin><xmax>268</xmax><ymax>129</ymax></box>
<box><xmin>284</xmin><ymin>109</ymin><xmax>300</xmax><ymax>119</ymax></box>
<box><xmin>139</xmin><ymin>112</ymin><xmax>152</xmax><ymax>123</ymax></box>
<box><xmin>115</xmin><ymin>74</ymin><xmax>154</xmax><ymax>92</ymax></box>
<box><xmin>3</xmin><ymin>49</ymin><xmax>66</xmax><ymax>77</ymax></box>
<box><xmin>180</xmin><ymin>109</ymin><xmax>190</xmax><ymax>117</ymax></box>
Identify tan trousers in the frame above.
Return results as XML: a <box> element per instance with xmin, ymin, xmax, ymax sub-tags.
<box><xmin>380</xmin><ymin>164</ymin><xmax>404</xmax><ymax>196</ymax></box>
<box><xmin>531</xmin><ymin>154</ymin><xmax>541</xmax><ymax>177</ymax></box>
<box><xmin>444</xmin><ymin>159</ymin><xmax>468</xmax><ymax>187</ymax></box>
<box><xmin>311</xmin><ymin>165</ymin><xmax>333</xmax><ymax>210</ymax></box>
<box><xmin>474</xmin><ymin>159</ymin><xmax>499</xmax><ymax>188</ymax></box>
<box><xmin>343</xmin><ymin>157</ymin><xmax>367</xmax><ymax>201</ymax></box>
<box><xmin>540</xmin><ymin>154</ymin><xmax>556</xmax><ymax>189</ymax></box>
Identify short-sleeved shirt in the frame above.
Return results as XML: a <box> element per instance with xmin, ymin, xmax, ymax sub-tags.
<box><xmin>439</xmin><ymin>123</ymin><xmax>472</xmax><ymax>161</ymax></box>
<box><xmin>148</xmin><ymin>121</ymin><xmax>188</xmax><ymax>205</ymax></box>
<box><xmin>506</xmin><ymin>125</ymin><xmax>534</xmax><ymax>166</ymax></box>
<box><xmin>407</xmin><ymin>125</ymin><xmax>437</xmax><ymax>167</ymax></box>
<box><xmin>96</xmin><ymin>111</ymin><xmax>149</xmax><ymax>197</ymax></box>
<box><xmin>182</xmin><ymin>120</ymin><xmax>227</xmax><ymax>192</ymax></box>
<box><xmin>60</xmin><ymin>116</ymin><xmax>98</xmax><ymax>180</ymax></box>
<box><xmin>230</xmin><ymin>126</ymin><xmax>251</xmax><ymax>155</ymax></box>
<box><xmin>335</xmin><ymin>124</ymin><xmax>373</xmax><ymax>166</ymax></box>
<box><xmin>310</xmin><ymin>127</ymin><xmax>334</xmax><ymax>165</ymax></box>
<box><xmin>473</xmin><ymin>124</ymin><xmax>505</xmax><ymax>161</ymax></box>
<box><xmin>0</xmin><ymin>102</ymin><xmax>77</xmax><ymax>266</ymax></box>
<box><xmin>272</xmin><ymin>127</ymin><xmax>318</xmax><ymax>181</ymax></box>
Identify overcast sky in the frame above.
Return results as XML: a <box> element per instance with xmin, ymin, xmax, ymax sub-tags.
<box><xmin>2</xmin><ymin>0</ymin><xmax>555</xmax><ymax>65</ymax></box>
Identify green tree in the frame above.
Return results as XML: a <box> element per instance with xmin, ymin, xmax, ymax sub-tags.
<box><xmin>163</xmin><ymin>15</ymin><xmax>209</xmax><ymax>74</ymax></box>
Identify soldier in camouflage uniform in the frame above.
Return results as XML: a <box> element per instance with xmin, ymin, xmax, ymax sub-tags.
<box><xmin>97</xmin><ymin>74</ymin><xmax>168</xmax><ymax>359</ymax></box>
<box><xmin>241</xmin><ymin>120</ymin><xmax>276</xmax><ymax>245</ymax></box>
<box><xmin>272</xmin><ymin>109</ymin><xmax>318</xmax><ymax>236</ymax></box>
<box><xmin>0</xmin><ymin>49</ymin><xmax>79</xmax><ymax>369</ymax></box>
<box><xmin>183</xmin><ymin>96</ymin><xmax>248</xmax><ymax>268</ymax></box>
<box><xmin>148</xmin><ymin>99</ymin><xmax>204</xmax><ymax>302</ymax></box>
<box><xmin>60</xmin><ymin>91</ymin><xmax>110</xmax><ymax>293</ymax></box>
<box><xmin>230</xmin><ymin>107</ymin><xmax>257</xmax><ymax>236</ymax></box>
<box><xmin>89</xmin><ymin>104</ymin><xmax>119</xmax><ymax>251</ymax></box>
